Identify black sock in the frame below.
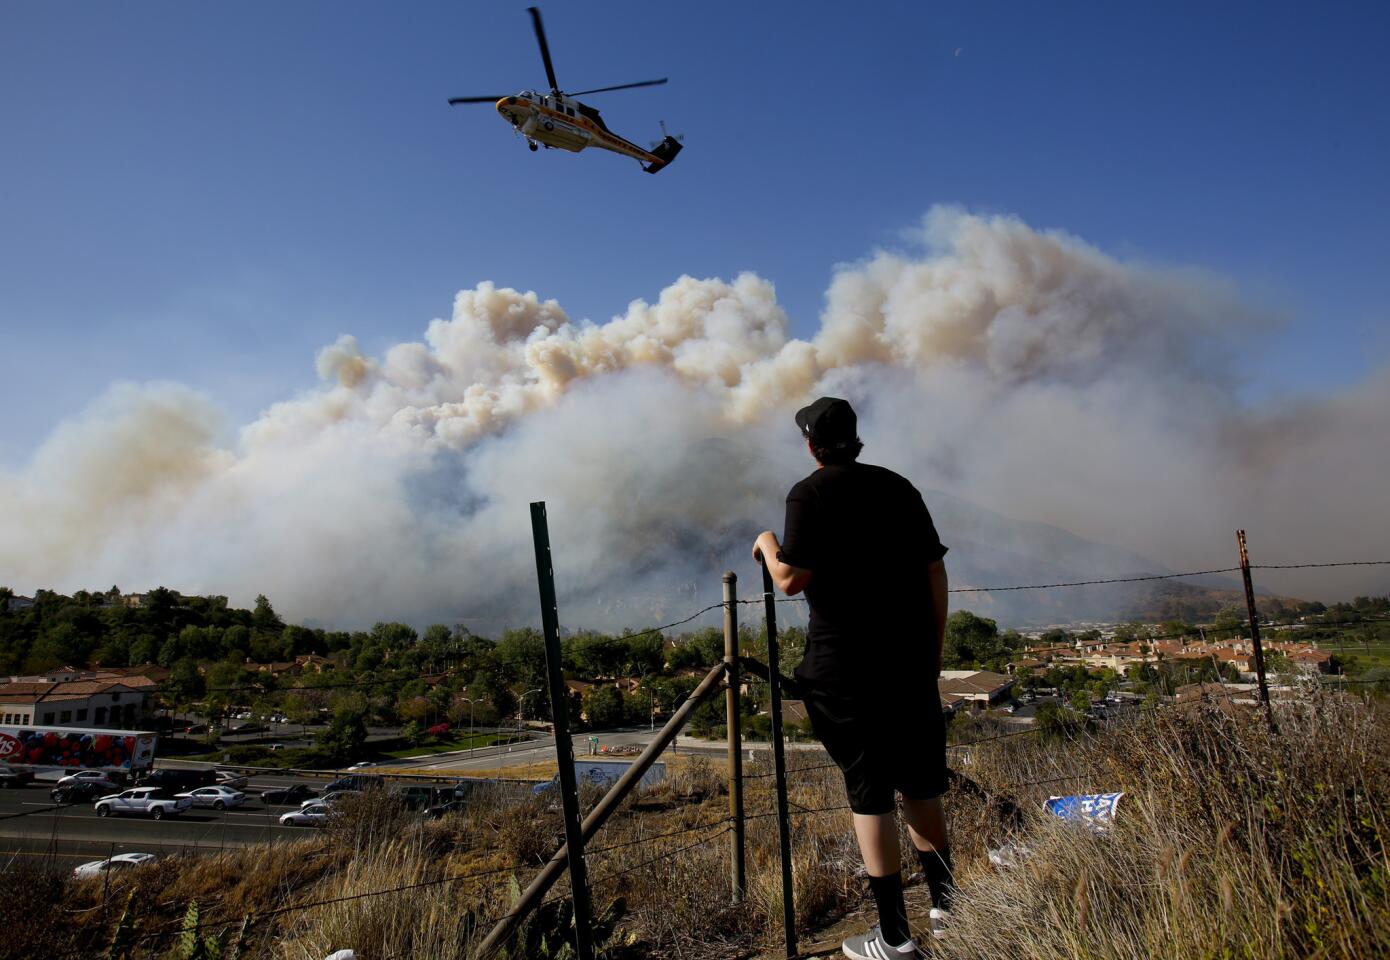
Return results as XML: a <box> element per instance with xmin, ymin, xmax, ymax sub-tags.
<box><xmin>915</xmin><ymin>846</ymin><xmax>955</xmax><ymax>910</ymax></box>
<box><xmin>867</xmin><ymin>871</ymin><xmax>910</xmax><ymax>947</ymax></box>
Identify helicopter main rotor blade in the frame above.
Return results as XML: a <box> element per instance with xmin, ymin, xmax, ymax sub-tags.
<box><xmin>528</xmin><ymin>6</ymin><xmax>560</xmax><ymax>94</ymax></box>
<box><xmin>448</xmin><ymin>96</ymin><xmax>507</xmax><ymax>104</ymax></box>
<box><xmin>567</xmin><ymin>78</ymin><xmax>669</xmax><ymax>96</ymax></box>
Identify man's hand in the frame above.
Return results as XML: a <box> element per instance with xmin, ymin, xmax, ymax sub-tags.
<box><xmin>753</xmin><ymin>530</ymin><xmax>813</xmax><ymax>595</ymax></box>
<box><xmin>751</xmin><ymin>530</ymin><xmax>779</xmax><ymax>565</ymax></box>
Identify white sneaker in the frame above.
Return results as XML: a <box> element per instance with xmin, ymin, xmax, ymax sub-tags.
<box><xmin>928</xmin><ymin>907</ymin><xmax>951</xmax><ymax>939</ymax></box>
<box><xmin>842</xmin><ymin>924</ymin><xmax>926</xmax><ymax>959</ymax></box>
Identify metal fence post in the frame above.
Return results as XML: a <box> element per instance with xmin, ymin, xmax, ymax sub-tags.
<box><xmin>760</xmin><ymin>563</ymin><xmax>798</xmax><ymax>957</ymax></box>
<box><xmin>723</xmin><ymin>570</ymin><xmax>746</xmax><ymax>904</ymax></box>
<box><xmin>1237</xmin><ymin>530</ymin><xmax>1278</xmax><ymax>734</ymax></box>
<box><xmin>530</xmin><ymin>502</ymin><xmax>595</xmax><ymax>960</ymax></box>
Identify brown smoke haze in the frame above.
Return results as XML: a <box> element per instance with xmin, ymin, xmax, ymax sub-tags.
<box><xmin>2</xmin><ymin>208</ymin><xmax>1386</xmax><ymax>628</ymax></box>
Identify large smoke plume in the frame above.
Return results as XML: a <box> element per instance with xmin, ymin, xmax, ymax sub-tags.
<box><xmin>2</xmin><ymin>208</ymin><xmax>1386</xmax><ymax>628</ymax></box>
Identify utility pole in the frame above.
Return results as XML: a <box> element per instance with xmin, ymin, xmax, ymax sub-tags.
<box><xmin>1237</xmin><ymin>530</ymin><xmax>1278</xmax><ymax>733</ymax></box>
<box><xmin>723</xmin><ymin>571</ymin><xmax>746</xmax><ymax>904</ymax></box>
<box><xmin>530</xmin><ymin>502</ymin><xmax>595</xmax><ymax>960</ymax></box>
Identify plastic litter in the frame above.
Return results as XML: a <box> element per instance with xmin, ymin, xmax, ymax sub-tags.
<box><xmin>1045</xmin><ymin>792</ymin><xmax>1123</xmax><ymax>832</ymax></box>
<box><xmin>324</xmin><ymin>951</ymin><xmax>357</xmax><ymax>960</ymax></box>
<box><xmin>987</xmin><ymin>843</ymin><xmax>1034</xmax><ymax>869</ymax></box>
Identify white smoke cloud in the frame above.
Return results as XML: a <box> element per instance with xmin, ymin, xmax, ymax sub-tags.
<box><xmin>1</xmin><ymin>208</ymin><xmax>1385</xmax><ymax>627</ymax></box>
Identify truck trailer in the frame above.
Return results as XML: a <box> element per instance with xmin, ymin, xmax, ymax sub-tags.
<box><xmin>0</xmin><ymin>724</ymin><xmax>157</xmax><ymax>780</ymax></box>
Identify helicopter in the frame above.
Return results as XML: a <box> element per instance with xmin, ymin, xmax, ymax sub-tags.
<box><xmin>449</xmin><ymin>7</ymin><xmax>683</xmax><ymax>174</ymax></box>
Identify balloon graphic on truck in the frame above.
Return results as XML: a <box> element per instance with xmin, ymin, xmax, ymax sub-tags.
<box><xmin>0</xmin><ymin>726</ymin><xmax>157</xmax><ymax>776</ymax></box>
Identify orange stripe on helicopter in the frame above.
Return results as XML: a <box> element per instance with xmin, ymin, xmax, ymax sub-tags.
<box><xmin>526</xmin><ymin>104</ymin><xmax>656</xmax><ymax>159</ymax></box>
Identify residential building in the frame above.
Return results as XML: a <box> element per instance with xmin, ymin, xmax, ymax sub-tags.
<box><xmin>0</xmin><ymin>676</ymin><xmax>155</xmax><ymax>728</ymax></box>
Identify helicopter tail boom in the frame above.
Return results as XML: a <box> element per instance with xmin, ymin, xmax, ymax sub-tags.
<box><xmin>642</xmin><ymin>135</ymin><xmax>683</xmax><ymax>174</ymax></box>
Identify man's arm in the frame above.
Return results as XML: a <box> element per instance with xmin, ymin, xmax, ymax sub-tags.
<box><xmin>752</xmin><ymin>531</ymin><xmax>813</xmax><ymax>596</ymax></box>
<box><xmin>928</xmin><ymin>559</ymin><xmax>948</xmax><ymax>677</ymax></box>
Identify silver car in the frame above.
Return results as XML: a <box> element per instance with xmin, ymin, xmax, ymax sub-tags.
<box><xmin>72</xmin><ymin>852</ymin><xmax>157</xmax><ymax>880</ymax></box>
<box><xmin>176</xmin><ymin>785</ymin><xmax>247</xmax><ymax>810</ymax></box>
<box><xmin>280</xmin><ymin>802</ymin><xmax>332</xmax><ymax>826</ymax></box>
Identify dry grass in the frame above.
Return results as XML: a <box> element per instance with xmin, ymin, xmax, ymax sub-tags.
<box><xmin>10</xmin><ymin>687</ymin><xmax>1388</xmax><ymax>959</ymax></box>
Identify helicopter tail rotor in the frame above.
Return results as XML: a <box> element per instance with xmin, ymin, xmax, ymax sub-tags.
<box><xmin>643</xmin><ymin>135</ymin><xmax>683</xmax><ymax>174</ymax></box>
<box><xmin>649</xmin><ymin>120</ymin><xmax>686</xmax><ymax>150</ymax></box>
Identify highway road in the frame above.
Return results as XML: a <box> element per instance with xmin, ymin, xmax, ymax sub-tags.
<box><xmin>0</xmin><ymin>727</ymin><xmax>818</xmax><ymax>874</ymax></box>
<box><xmin>0</xmin><ymin>771</ymin><xmax>335</xmax><ymax>872</ymax></box>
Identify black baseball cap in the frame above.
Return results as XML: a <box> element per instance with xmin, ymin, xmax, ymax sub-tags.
<box><xmin>795</xmin><ymin>396</ymin><xmax>858</xmax><ymax>446</ymax></box>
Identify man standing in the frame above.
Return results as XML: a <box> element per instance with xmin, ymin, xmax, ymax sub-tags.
<box><xmin>752</xmin><ymin>396</ymin><xmax>955</xmax><ymax>959</ymax></box>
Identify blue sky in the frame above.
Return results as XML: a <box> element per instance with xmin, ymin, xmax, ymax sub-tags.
<box><xmin>3</xmin><ymin>0</ymin><xmax>1388</xmax><ymax>464</ymax></box>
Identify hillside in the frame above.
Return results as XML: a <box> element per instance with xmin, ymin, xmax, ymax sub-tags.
<box><xmin>11</xmin><ymin>686</ymin><xmax>1387</xmax><ymax>959</ymax></box>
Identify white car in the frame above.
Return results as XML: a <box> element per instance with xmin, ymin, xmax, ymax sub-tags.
<box><xmin>301</xmin><ymin>791</ymin><xmax>349</xmax><ymax>809</ymax></box>
<box><xmin>72</xmin><ymin>852</ymin><xmax>157</xmax><ymax>880</ymax></box>
<box><xmin>347</xmin><ymin>761</ymin><xmax>376</xmax><ymax>770</ymax></box>
<box><xmin>280</xmin><ymin>802</ymin><xmax>332</xmax><ymax>826</ymax></box>
<box><xmin>55</xmin><ymin>769</ymin><xmax>117</xmax><ymax>789</ymax></box>
<box><xmin>94</xmin><ymin>788</ymin><xmax>192</xmax><ymax>820</ymax></box>
<box><xmin>176</xmin><ymin>785</ymin><xmax>248</xmax><ymax>810</ymax></box>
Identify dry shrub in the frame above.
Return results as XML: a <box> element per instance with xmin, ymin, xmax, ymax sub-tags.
<box><xmin>492</xmin><ymin>794</ymin><xmax>563</xmax><ymax>865</ymax></box>
<box><xmin>322</xmin><ymin>789</ymin><xmax>416</xmax><ymax>849</ymax></box>
<box><xmin>933</xmin><ymin>688</ymin><xmax>1390</xmax><ymax>960</ymax></box>
<box><xmin>273</xmin><ymin>837</ymin><xmax>491</xmax><ymax>960</ymax></box>
<box><xmin>0</xmin><ymin>861</ymin><xmax>82</xmax><ymax>960</ymax></box>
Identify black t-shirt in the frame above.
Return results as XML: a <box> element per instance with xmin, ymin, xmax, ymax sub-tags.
<box><xmin>780</xmin><ymin>462</ymin><xmax>948</xmax><ymax>690</ymax></box>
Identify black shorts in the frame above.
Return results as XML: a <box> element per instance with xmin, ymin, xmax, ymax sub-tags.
<box><xmin>801</xmin><ymin>683</ymin><xmax>949</xmax><ymax>816</ymax></box>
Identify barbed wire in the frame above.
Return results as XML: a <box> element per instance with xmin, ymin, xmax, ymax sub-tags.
<box><xmin>1254</xmin><ymin>560</ymin><xmax>1390</xmax><ymax>571</ymax></box>
<box><xmin>583</xmin><ymin>814</ymin><xmax>733</xmax><ymax>856</ymax></box>
<box><xmin>539</xmin><ymin>822</ymin><xmax>734</xmax><ymax>909</ymax></box>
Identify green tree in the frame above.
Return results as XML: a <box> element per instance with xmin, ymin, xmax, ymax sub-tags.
<box><xmin>282</xmin><ymin>692</ymin><xmax>317</xmax><ymax>733</ymax></box>
<box><xmin>496</xmin><ymin>628</ymin><xmax>548</xmax><ymax>692</ymax></box>
<box><xmin>319</xmin><ymin>704</ymin><xmax>368</xmax><ymax>761</ymax></box>
<box><xmin>252</xmin><ymin>595</ymin><xmax>284</xmax><ymax>633</ymax></box>
<box><xmin>582</xmin><ymin>686</ymin><xmax>625</xmax><ymax>727</ymax></box>
<box><xmin>944</xmin><ymin>611</ymin><xmax>999</xmax><ymax>666</ymax></box>
<box><xmin>129</xmin><ymin>634</ymin><xmax>158</xmax><ymax>665</ymax></box>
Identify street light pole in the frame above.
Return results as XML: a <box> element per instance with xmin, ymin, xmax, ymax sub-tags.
<box><xmin>519</xmin><ymin>687</ymin><xmax>544</xmax><ymax>738</ymax></box>
<box><xmin>459</xmin><ymin>697</ymin><xmax>477</xmax><ymax>755</ymax></box>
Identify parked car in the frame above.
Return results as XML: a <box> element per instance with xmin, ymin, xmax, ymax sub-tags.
<box><xmin>72</xmin><ymin>852</ymin><xmax>157</xmax><ymax>880</ymax></box>
<box><xmin>55</xmin><ymin>769</ymin><xmax>119</xmax><ymax>789</ymax></box>
<box><xmin>0</xmin><ymin>768</ymin><xmax>35</xmax><ymax>788</ymax></box>
<box><xmin>94</xmin><ymin>787</ymin><xmax>192</xmax><ymax>820</ymax></box>
<box><xmin>280</xmin><ymin>802</ymin><xmax>333</xmax><ymax>826</ymax></box>
<box><xmin>261</xmin><ymin>784</ymin><xmax>318</xmax><ymax>805</ymax></box>
<box><xmin>176</xmin><ymin>785</ymin><xmax>248</xmax><ymax>810</ymax></box>
<box><xmin>52</xmin><ymin>780</ymin><xmax>121</xmax><ymax>804</ymax></box>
